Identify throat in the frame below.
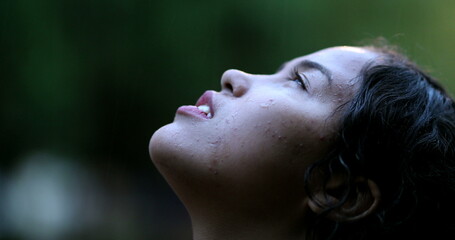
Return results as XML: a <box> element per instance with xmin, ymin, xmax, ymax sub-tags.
<box><xmin>189</xmin><ymin>209</ymin><xmax>309</xmax><ymax>240</ymax></box>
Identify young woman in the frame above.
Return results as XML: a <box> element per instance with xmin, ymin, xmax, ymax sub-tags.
<box><xmin>149</xmin><ymin>45</ymin><xmax>455</xmax><ymax>240</ymax></box>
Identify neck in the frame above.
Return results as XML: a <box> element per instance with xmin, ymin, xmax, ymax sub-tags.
<box><xmin>187</xmin><ymin>203</ymin><xmax>310</xmax><ymax>240</ymax></box>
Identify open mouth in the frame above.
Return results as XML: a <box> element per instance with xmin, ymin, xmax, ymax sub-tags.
<box><xmin>195</xmin><ymin>91</ymin><xmax>215</xmax><ymax>119</ymax></box>
<box><xmin>196</xmin><ymin>105</ymin><xmax>212</xmax><ymax>118</ymax></box>
<box><xmin>176</xmin><ymin>91</ymin><xmax>215</xmax><ymax>120</ymax></box>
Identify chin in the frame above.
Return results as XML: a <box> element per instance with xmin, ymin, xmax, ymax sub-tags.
<box><xmin>149</xmin><ymin>123</ymin><xmax>224</xmax><ymax>205</ymax></box>
<box><xmin>149</xmin><ymin>122</ymin><xmax>213</xmax><ymax>179</ymax></box>
<box><xmin>149</xmin><ymin>123</ymin><xmax>179</xmax><ymax>168</ymax></box>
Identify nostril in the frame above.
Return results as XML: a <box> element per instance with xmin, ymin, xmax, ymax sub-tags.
<box><xmin>220</xmin><ymin>69</ymin><xmax>250</xmax><ymax>97</ymax></box>
<box><xmin>224</xmin><ymin>82</ymin><xmax>234</xmax><ymax>93</ymax></box>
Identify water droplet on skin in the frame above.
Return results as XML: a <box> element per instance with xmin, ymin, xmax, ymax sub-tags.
<box><xmin>209</xmin><ymin>136</ymin><xmax>222</xmax><ymax>147</ymax></box>
<box><xmin>260</xmin><ymin>99</ymin><xmax>275</xmax><ymax>108</ymax></box>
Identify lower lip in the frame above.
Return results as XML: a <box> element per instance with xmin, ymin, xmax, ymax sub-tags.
<box><xmin>177</xmin><ymin>105</ymin><xmax>210</xmax><ymax>120</ymax></box>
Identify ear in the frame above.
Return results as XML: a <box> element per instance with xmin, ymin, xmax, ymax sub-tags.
<box><xmin>307</xmin><ymin>177</ymin><xmax>381</xmax><ymax>222</ymax></box>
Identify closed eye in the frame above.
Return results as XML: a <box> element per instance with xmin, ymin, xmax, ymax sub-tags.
<box><xmin>292</xmin><ymin>69</ymin><xmax>308</xmax><ymax>91</ymax></box>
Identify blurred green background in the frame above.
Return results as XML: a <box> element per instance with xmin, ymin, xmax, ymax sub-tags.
<box><xmin>0</xmin><ymin>0</ymin><xmax>454</xmax><ymax>239</ymax></box>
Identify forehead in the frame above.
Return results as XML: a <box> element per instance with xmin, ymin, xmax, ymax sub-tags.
<box><xmin>287</xmin><ymin>46</ymin><xmax>379</xmax><ymax>84</ymax></box>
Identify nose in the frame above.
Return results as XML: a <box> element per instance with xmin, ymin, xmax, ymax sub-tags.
<box><xmin>220</xmin><ymin>69</ymin><xmax>251</xmax><ymax>97</ymax></box>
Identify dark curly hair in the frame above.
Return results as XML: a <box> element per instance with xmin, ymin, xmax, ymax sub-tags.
<box><xmin>305</xmin><ymin>46</ymin><xmax>455</xmax><ymax>240</ymax></box>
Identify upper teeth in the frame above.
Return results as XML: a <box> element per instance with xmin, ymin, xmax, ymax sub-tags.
<box><xmin>198</xmin><ymin>105</ymin><xmax>211</xmax><ymax>117</ymax></box>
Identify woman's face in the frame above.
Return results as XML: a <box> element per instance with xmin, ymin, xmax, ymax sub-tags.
<box><xmin>150</xmin><ymin>47</ymin><xmax>378</xmax><ymax>212</ymax></box>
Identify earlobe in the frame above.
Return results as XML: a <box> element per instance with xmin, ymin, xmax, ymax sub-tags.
<box><xmin>307</xmin><ymin>177</ymin><xmax>381</xmax><ymax>222</ymax></box>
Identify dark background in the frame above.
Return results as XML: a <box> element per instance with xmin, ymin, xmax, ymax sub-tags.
<box><xmin>1</xmin><ymin>0</ymin><xmax>454</xmax><ymax>239</ymax></box>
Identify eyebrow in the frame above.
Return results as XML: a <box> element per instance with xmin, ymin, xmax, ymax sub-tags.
<box><xmin>277</xmin><ymin>59</ymin><xmax>333</xmax><ymax>84</ymax></box>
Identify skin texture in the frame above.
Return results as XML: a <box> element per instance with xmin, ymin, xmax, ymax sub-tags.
<box><xmin>149</xmin><ymin>46</ymin><xmax>379</xmax><ymax>240</ymax></box>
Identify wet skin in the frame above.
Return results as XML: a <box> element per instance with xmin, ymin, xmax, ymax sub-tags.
<box><xmin>149</xmin><ymin>47</ymin><xmax>379</xmax><ymax>238</ymax></box>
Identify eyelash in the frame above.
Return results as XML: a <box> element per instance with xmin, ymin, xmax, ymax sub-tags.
<box><xmin>291</xmin><ymin>69</ymin><xmax>308</xmax><ymax>90</ymax></box>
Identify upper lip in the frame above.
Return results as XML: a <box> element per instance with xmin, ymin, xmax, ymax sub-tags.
<box><xmin>196</xmin><ymin>90</ymin><xmax>215</xmax><ymax>116</ymax></box>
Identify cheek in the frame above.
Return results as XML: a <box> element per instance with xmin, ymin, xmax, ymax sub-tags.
<box><xmin>211</xmin><ymin>102</ymin><xmax>335</xmax><ymax>177</ymax></box>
